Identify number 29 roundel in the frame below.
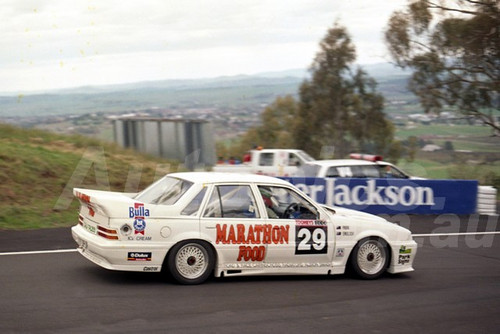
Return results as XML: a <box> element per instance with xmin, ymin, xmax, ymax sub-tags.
<box><xmin>295</xmin><ymin>221</ymin><xmax>328</xmax><ymax>255</ymax></box>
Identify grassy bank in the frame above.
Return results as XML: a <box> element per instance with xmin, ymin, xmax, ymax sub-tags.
<box><xmin>0</xmin><ymin>124</ymin><xmax>178</xmax><ymax>230</ymax></box>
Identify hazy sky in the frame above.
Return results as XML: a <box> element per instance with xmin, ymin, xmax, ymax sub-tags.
<box><xmin>1</xmin><ymin>0</ymin><xmax>407</xmax><ymax>93</ymax></box>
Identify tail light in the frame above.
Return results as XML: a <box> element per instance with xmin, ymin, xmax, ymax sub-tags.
<box><xmin>97</xmin><ymin>226</ymin><xmax>119</xmax><ymax>240</ymax></box>
<box><xmin>78</xmin><ymin>214</ymin><xmax>84</xmax><ymax>226</ymax></box>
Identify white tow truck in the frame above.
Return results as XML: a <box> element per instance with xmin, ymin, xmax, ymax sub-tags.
<box><xmin>213</xmin><ymin>149</ymin><xmax>315</xmax><ymax>176</ymax></box>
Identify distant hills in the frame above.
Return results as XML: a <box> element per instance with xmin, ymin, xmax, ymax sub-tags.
<box><xmin>0</xmin><ymin>62</ymin><xmax>413</xmax><ymax>119</ymax></box>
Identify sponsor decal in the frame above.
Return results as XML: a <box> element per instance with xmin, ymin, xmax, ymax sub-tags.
<box><xmin>216</xmin><ymin>224</ymin><xmax>289</xmax><ymax>245</ymax></box>
<box><xmin>129</xmin><ymin>203</ymin><xmax>150</xmax><ymax>219</ymax></box>
<box><xmin>226</xmin><ymin>262</ymin><xmax>332</xmax><ymax>269</ymax></box>
<box><xmin>295</xmin><ymin>220</ymin><xmax>327</xmax><ymax>226</ymax></box>
<box><xmin>129</xmin><ymin>203</ymin><xmax>149</xmax><ymax>235</ymax></box>
<box><xmin>324</xmin><ymin>179</ymin><xmax>435</xmax><ymax>206</ymax></box>
<box><xmin>127</xmin><ymin>252</ymin><xmax>152</xmax><ymax>261</ymax></box>
<box><xmin>143</xmin><ymin>266</ymin><xmax>159</xmax><ymax>272</ymax></box>
<box><xmin>237</xmin><ymin>246</ymin><xmax>266</xmax><ymax>261</ymax></box>
<box><xmin>336</xmin><ymin>248</ymin><xmax>344</xmax><ymax>257</ymax></box>
<box><xmin>133</xmin><ymin>219</ymin><xmax>146</xmax><ymax>235</ymax></box>
<box><xmin>398</xmin><ymin>254</ymin><xmax>411</xmax><ymax>265</ymax></box>
<box><xmin>128</xmin><ymin>235</ymin><xmax>152</xmax><ymax>241</ymax></box>
<box><xmin>295</xmin><ymin>220</ymin><xmax>328</xmax><ymax>255</ymax></box>
<box><xmin>399</xmin><ymin>246</ymin><xmax>412</xmax><ymax>254</ymax></box>
<box><xmin>335</xmin><ymin>225</ymin><xmax>354</xmax><ymax>237</ymax></box>
<box><xmin>216</xmin><ymin>223</ymin><xmax>290</xmax><ymax>262</ymax></box>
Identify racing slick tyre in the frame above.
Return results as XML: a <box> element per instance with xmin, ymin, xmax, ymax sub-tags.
<box><xmin>167</xmin><ymin>240</ymin><xmax>215</xmax><ymax>285</ymax></box>
<box><xmin>350</xmin><ymin>237</ymin><xmax>389</xmax><ymax>280</ymax></box>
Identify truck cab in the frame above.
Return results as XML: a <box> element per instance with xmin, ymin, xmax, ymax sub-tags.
<box><xmin>213</xmin><ymin>149</ymin><xmax>315</xmax><ymax>176</ymax></box>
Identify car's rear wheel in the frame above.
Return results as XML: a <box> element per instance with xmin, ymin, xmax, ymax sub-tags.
<box><xmin>167</xmin><ymin>240</ymin><xmax>214</xmax><ymax>285</ymax></box>
<box><xmin>350</xmin><ymin>237</ymin><xmax>389</xmax><ymax>279</ymax></box>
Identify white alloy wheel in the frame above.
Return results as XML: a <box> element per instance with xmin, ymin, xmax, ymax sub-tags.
<box><xmin>351</xmin><ymin>238</ymin><xmax>388</xmax><ymax>279</ymax></box>
<box><xmin>167</xmin><ymin>241</ymin><xmax>214</xmax><ymax>284</ymax></box>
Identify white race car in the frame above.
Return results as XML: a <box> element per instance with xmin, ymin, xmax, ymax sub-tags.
<box><xmin>72</xmin><ymin>172</ymin><xmax>417</xmax><ymax>284</ymax></box>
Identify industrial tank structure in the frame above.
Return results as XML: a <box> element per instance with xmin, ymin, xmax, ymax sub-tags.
<box><xmin>113</xmin><ymin>117</ymin><xmax>216</xmax><ymax>170</ymax></box>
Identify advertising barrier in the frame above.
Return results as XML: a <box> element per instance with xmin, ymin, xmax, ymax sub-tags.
<box><xmin>282</xmin><ymin>177</ymin><xmax>478</xmax><ymax>215</ymax></box>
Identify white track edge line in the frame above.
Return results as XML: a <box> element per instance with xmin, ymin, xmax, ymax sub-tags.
<box><xmin>413</xmin><ymin>231</ymin><xmax>500</xmax><ymax>237</ymax></box>
<box><xmin>0</xmin><ymin>249</ymin><xmax>78</xmax><ymax>256</ymax></box>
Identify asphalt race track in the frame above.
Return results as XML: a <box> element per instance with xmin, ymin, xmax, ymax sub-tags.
<box><xmin>0</xmin><ymin>214</ymin><xmax>499</xmax><ymax>334</ymax></box>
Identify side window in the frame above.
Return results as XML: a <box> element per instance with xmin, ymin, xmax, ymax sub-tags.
<box><xmin>351</xmin><ymin>165</ymin><xmax>380</xmax><ymax>178</ymax></box>
<box><xmin>203</xmin><ymin>185</ymin><xmax>259</xmax><ymax>218</ymax></box>
<box><xmin>259</xmin><ymin>153</ymin><xmax>274</xmax><ymax>166</ymax></box>
<box><xmin>362</xmin><ymin>165</ymin><xmax>381</xmax><ymax>178</ymax></box>
<box><xmin>181</xmin><ymin>188</ymin><xmax>207</xmax><ymax>216</ymax></box>
<box><xmin>336</xmin><ymin>166</ymin><xmax>353</xmax><ymax>177</ymax></box>
<box><xmin>325</xmin><ymin>167</ymin><xmax>340</xmax><ymax>177</ymax></box>
<box><xmin>288</xmin><ymin>153</ymin><xmax>300</xmax><ymax>166</ymax></box>
<box><xmin>379</xmin><ymin>165</ymin><xmax>408</xmax><ymax>179</ymax></box>
<box><xmin>258</xmin><ymin>186</ymin><xmax>318</xmax><ymax>220</ymax></box>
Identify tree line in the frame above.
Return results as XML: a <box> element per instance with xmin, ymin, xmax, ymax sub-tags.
<box><xmin>218</xmin><ymin>0</ymin><xmax>499</xmax><ymax>161</ymax></box>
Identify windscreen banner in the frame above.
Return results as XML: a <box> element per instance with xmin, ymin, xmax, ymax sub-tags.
<box><xmin>281</xmin><ymin>177</ymin><xmax>478</xmax><ymax>215</ymax></box>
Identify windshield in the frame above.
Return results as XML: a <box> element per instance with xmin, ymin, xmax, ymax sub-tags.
<box><xmin>295</xmin><ymin>163</ymin><xmax>320</xmax><ymax>177</ymax></box>
<box><xmin>376</xmin><ymin>164</ymin><xmax>409</xmax><ymax>179</ymax></box>
<box><xmin>296</xmin><ymin>150</ymin><xmax>315</xmax><ymax>162</ymax></box>
<box><xmin>135</xmin><ymin>176</ymin><xmax>193</xmax><ymax>205</ymax></box>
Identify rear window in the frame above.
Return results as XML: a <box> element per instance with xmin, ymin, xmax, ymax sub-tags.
<box><xmin>135</xmin><ymin>176</ymin><xmax>193</xmax><ymax>205</ymax></box>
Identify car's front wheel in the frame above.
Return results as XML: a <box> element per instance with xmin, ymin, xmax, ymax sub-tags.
<box><xmin>350</xmin><ymin>237</ymin><xmax>389</xmax><ymax>279</ymax></box>
<box><xmin>167</xmin><ymin>240</ymin><xmax>215</xmax><ymax>285</ymax></box>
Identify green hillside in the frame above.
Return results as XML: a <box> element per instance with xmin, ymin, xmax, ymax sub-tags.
<box><xmin>0</xmin><ymin>123</ymin><xmax>177</xmax><ymax>230</ymax></box>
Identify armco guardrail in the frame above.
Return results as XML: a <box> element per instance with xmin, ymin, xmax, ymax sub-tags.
<box><xmin>281</xmin><ymin>177</ymin><xmax>492</xmax><ymax>215</ymax></box>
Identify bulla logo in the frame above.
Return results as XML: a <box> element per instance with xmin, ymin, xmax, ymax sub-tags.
<box><xmin>129</xmin><ymin>203</ymin><xmax>150</xmax><ymax>219</ymax></box>
<box><xmin>129</xmin><ymin>203</ymin><xmax>150</xmax><ymax>235</ymax></box>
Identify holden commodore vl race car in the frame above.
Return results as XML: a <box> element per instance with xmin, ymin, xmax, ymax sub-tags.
<box><xmin>71</xmin><ymin>172</ymin><xmax>417</xmax><ymax>284</ymax></box>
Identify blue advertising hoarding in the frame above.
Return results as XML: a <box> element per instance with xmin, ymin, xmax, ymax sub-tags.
<box><xmin>281</xmin><ymin>177</ymin><xmax>478</xmax><ymax>215</ymax></box>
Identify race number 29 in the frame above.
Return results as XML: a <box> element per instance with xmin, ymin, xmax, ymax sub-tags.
<box><xmin>295</xmin><ymin>226</ymin><xmax>328</xmax><ymax>254</ymax></box>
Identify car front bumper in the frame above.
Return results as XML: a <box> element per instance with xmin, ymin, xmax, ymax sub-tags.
<box><xmin>387</xmin><ymin>239</ymin><xmax>418</xmax><ymax>274</ymax></box>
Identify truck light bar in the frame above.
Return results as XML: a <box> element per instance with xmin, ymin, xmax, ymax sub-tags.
<box><xmin>350</xmin><ymin>153</ymin><xmax>383</xmax><ymax>162</ymax></box>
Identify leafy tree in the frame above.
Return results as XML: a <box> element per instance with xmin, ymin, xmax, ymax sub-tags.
<box><xmin>219</xmin><ymin>95</ymin><xmax>299</xmax><ymax>159</ymax></box>
<box><xmin>444</xmin><ymin>140</ymin><xmax>454</xmax><ymax>151</ymax></box>
<box><xmin>295</xmin><ymin>23</ymin><xmax>395</xmax><ymax>158</ymax></box>
<box><xmin>406</xmin><ymin>136</ymin><xmax>419</xmax><ymax>162</ymax></box>
<box><xmin>384</xmin><ymin>0</ymin><xmax>500</xmax><ymax>132</ymax></box>
<box><xmin>386</xmin><ymin>140</ymin><xmax>405</xmax><ymax>164</ymax></box>
<box><xmin>253</xmin><ymin>95</ymin><xmax>299</xmax><ymax>148</ymax></box>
